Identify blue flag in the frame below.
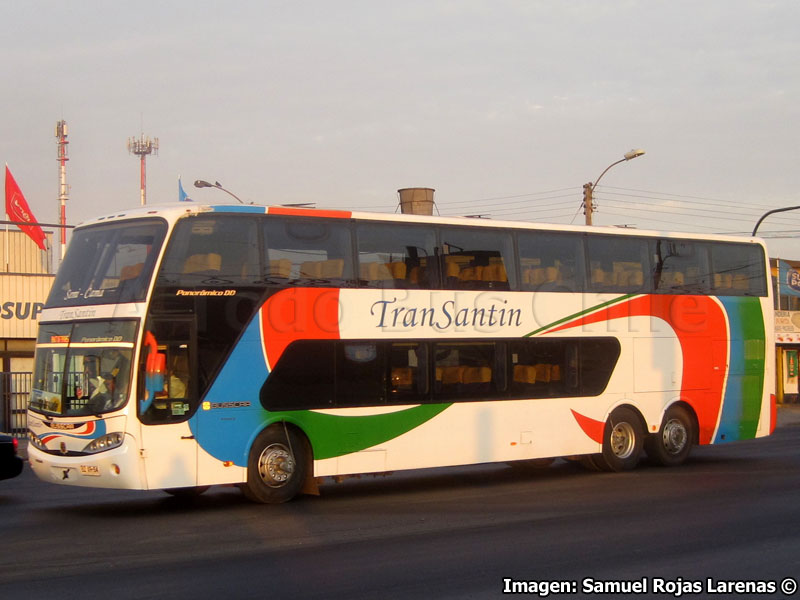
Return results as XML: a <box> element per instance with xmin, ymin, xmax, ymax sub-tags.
<box><xmin>779</xmin><ymin>260</ymin><xmax>800</xmax><ymax>297</ymax></box>
<box><xmin>178</xmin><ymin>177</ymin><xmax>191</xmax><ymax>202</ymax></box>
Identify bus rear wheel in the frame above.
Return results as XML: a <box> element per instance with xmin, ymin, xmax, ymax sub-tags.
<box><xmin>243</xmin><ymin>425</ymin><xmax>308</xmax><ymax>504</ymax></box>
<box><xmin>594</xmin><ymin>407</ymin><xmax>644</xmax><ymax>472</ymax></box>
<box><xmin>645</xmin><ymin>405</ymin><xmax>695</xmax><ymax>467</ymax></box>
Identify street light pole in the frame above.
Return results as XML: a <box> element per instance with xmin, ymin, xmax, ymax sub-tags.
<box><xmin>583</xmin><ymin>149</ymin><xmax>645</xmax><ymax>226</ymax></box>
<box><xmin>752</xmin><ymin>205</ymin><xmax>800</xmax><ymax>237</ymax></box>
<box><xmin>193</xmin><ymin>180</ymin><xmax>245</xmax><ymax>204</ymax></box>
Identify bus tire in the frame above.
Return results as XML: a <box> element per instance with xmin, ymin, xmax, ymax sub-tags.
<box><xmin>645</xmin><ymin>405</ymin><xmax>695</xmax><ymax>467</ymax></box>
<box><xmin>243</xmin><ymin>425</ymin><xmax>308</xmax><ymax>504</ymax></box>
<box><xmin>595</xmin><ymin>407</ymin><xmax>644</xmax><ymax>472</ymax></box>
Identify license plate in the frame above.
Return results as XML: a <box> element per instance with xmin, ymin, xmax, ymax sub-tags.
<box><xmin>80</xmin><ymin>465</ymin><xmax>100</xmax><ymax>476</ymax></box>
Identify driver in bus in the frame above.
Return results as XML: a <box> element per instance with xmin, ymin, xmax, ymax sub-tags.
<box><xmin>89</xmin><ymin>348</ymin><xmax>130</xmax><ymax>410</ymax></box>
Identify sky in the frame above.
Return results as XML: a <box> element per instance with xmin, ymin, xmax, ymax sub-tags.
<box><xmin>3</xmin><ymin>0</ymin><xmax>800</xmax><ymax>257</ymax></box>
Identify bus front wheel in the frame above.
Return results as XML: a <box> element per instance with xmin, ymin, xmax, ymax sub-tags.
<box><xmin>596</xmin><ymin>407</ymin><xmax>644</xmax><ymax>472</ymax></box>
<box><xmin>645</xmin><ymin>405</ymin><xmax>695</xmax><ymax>467</ymax></box>
<box><xmin>243</xmin><ymin>425</ymin><xmax>309</xmax><ymax>504</ymax></box>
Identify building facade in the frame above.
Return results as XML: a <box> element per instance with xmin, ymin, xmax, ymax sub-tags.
<box><xmin>0</xmin><ymin>229</ymin><xmax>54</xmax><ymax>432</ymax></box>
<box><xmin>773</xmin><ymin>258</ymin><xmax>800</xmax><ymax>403</ymax></box>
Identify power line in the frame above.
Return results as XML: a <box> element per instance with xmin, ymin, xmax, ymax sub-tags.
<box><xmin>601</xmin><ymin>185</ymin><xmax>795</xmax><ymax>210</ymax></box>
<box><xmin>599</xmin><ymin>209</ymin><xmax>734</xmax><ymax>232</ymax></box>
<box><xmin>435</xmin><ymin>187</ymin><xmax>577</xmax><ymax>206</ymax></box>
<box><xmin>597</xmin><ymin>197</ymin><xmax>777</xmax><ymax>225</ymax></box>
<box><xmin>595</xmin><ymin>189</ymin><xmax>800</xmax><ymax>231</ymax></box>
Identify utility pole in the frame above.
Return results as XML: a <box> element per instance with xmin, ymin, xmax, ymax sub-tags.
<box><xmin>583</xmin><ymin>182</ymin><xmax>594</xmax><ymax>226</ymax></box>
<box><xmin>582</xmin><ymin>149</ymin><xmax>645</xmax><ymax>227</ymax></box>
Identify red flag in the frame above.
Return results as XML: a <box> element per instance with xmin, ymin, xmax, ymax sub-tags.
<box><xmin>5</xmin><ymin>165</ymin><xmax>46</xmax><ymax>251</ymax></box>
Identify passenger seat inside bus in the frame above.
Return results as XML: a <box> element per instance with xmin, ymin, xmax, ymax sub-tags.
<box><xmin>119</xmin><ymin>262</ymin><xmax>144</xmax><ymax>282</ymax></box>
<box><xmin>182</xmin><ymin>253</ymin><xmax>222</xmax><ymax>275</ymax></box>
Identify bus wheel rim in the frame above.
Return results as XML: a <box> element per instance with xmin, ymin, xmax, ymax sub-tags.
<box><xmin>610</xmin><ymin>422</ymin><xmax>636</xmax><ymax>459</ymax></box>
<box><xmin>662</xmin><ymin>418</ymin><xmax>688</xmax><ymax>455</ymax></box>
<box><xmin>258</xmin><ymin>443</ymin><xmax>295</xmax><ymax>487</ymax></box>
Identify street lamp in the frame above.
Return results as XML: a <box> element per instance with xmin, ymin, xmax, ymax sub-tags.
<box><xmin>583</xmin><ymin>149</ymin><xmax>645</xmax><ymax>226</ymax></box>
<box><xmin>752</xmin><ymin>205</ymin><xmax>800</xmax><ymax>237</ymax></box>
<box><xmin>193</xmin><ymin>180</ymin><xmax>245</xmax><ymax>204</ymax></box>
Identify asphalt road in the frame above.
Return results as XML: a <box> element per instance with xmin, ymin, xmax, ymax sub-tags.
<box><xmin>2</xmin><ymin>408</ymin><xmax>799</xmax><ymax>600</ymax></box>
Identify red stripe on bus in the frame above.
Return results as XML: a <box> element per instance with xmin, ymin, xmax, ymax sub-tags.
<box><xmin>548</xmin><ymin>295</ymin><xmax>728</xmax><ymax>445</ymax></box>
<box><xmin>267</xmin><ymin>207</ymin><xmax>352</xmax><ymax>219</ymax></box>
<box><xmin>259</xmin><ymin>288</ymin><xmax>342</xmax><ymax>370</ymax></box>
<box><xmin>571</xmin><ymin>410</ymin><xmax>605</xmax><ymax>444</ymax></box>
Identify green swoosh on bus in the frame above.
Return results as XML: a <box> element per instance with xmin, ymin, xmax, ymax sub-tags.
<box><xmin>267</xmin><ymin>403</ymin><xmax>453</xmax><ymax>460</ymax></box>
<box><xmin>525</xmin><ymin>294</ymin><xmax>636</xmax><ymax>337</ymax></box>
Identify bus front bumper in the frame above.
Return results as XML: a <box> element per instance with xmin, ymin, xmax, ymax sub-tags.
<box><xmin>28</xmin><ymin>437</ymin><xmax>145</xmax><ymax>490</ymax></box>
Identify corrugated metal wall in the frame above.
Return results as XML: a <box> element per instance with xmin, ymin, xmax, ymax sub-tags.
<box><xmin>0</xmin><ymin>229</ymin><xmax>55</xmax><ymax>339</ymax></box>
<box><xmin>0</xmin><ymin>229</ymin><xmax>53</xmax><ymax>274</ymax></box>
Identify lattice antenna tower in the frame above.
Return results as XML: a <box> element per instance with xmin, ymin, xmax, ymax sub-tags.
<box><xmin>127</xmin><ymin>133</ymin><xmax>159</xmax><ymax>206</ymax></box>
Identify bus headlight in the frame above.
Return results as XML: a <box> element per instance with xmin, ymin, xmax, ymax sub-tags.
<box><xmin>83</xmin><ymin>433</ymin><xmax>125</xmax><ymax>454</ymax></box>
<box><xmin>28</xmin><ymin>430</ymin><xmax>47</xmax><ymax>450</ymax></box>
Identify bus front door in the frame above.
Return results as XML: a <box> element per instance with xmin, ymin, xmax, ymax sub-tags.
<box><xmin>138</xmin><ymin>318</ymin><xmax>199</xmax><ymax>490</ymax></box>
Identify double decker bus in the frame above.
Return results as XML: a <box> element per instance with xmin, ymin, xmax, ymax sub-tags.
<box><xmin>28</xmin><ymin>203</ymin><xmax>775</xmax><ymax>503</ymax></box>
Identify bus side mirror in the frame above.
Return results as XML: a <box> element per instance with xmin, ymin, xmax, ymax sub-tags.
<box><xmin>146</xmin><ymin>350</ymin><xmax>166</xmax><ymax>378</ymax></box>
<box><xmin>140</xmin><ymin>352</ymin><xmax>166</xmax><ymax>412</ymax></box>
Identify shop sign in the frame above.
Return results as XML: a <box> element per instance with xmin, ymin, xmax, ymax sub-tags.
<box><xmin>779</xmin><ymin>261</ymin><xmax>800</xmax><ymax>297</ymax></box>
<box><xmin>775</xmin><ymin>310</ymin><xmax>800</xmax><ymax>343</ymax></box>
<box><xmin>1</xmin><ymin>301</ymin><xmax>44</xmax><ymax>321</ymax></box>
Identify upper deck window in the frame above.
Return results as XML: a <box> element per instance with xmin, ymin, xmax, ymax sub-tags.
<box><xmin>652</xmin><ymin>239</ymin><xmax>712</xmax><ymax>294</ymax></box>
<box><xmin>157</xmin><ymin>215</ymin><xmax>261</xmax><ymax>288</ymax></box>
<box><xmin>586</xmin><ymin>235</ymin><xmax>651</xmax><ymax>294</ymax></box>
<box><xmin>518</xmin><ymin>231</ymin><xmax>584</xmax><ymax>292</ymax></box>
<box><xmin>356</xmin><ymin>222</ymin><xmax>438</xmax><ymax>288</ymax></box>
<box><xmin>440</xmin><ymin>227</ymin><xmax>515</xmax><ymax>291</ymax></box>
<box><xmin>46</xmin><ymin>219</ymin><xmax>167</xmax><ymax>308</ymax></box>
<box><xmin>710</xmin><ymin>242</ymin><xmax>767</xmax><ymax>296</ymax></box>
<box><xmin>263</xmin><ymin>218</ymin><xmax>356</xmax><ymax>287</ymax></box>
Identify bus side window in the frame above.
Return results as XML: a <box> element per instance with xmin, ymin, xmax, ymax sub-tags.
<box><xmin>356</xmin><ymin>223</ymin><xmax>438</xmax><ymax>289</ymax></box>
<box><xmin>585</xmin><ymin>235</ymin><xmax>650</xmax><ymax>294</ymax></box>
<box><xmin>388</xmin><ymin>342</ymin><xmax>429</xmax><ymax>401</ymax></box>
<box><xmin>158</xmin><ymin>216</ymin><xmax>261</xmax><ymax>287</ymax></box>
<box><xmin>439</xmin><ymin>227</ymin><xmax>515</xmax><ymax>291</ymax></box>
<box><xmin>260</xmin><ymin>341</ymin><xmax>336</xmax><ymax>411</ymax></box>
<box><xmin>652</xmin><ymin>239</ymin><xmax>711</xmax><ymax>294</ymax></box>
<box><xmin>336</xmin><ymin>343</ymin><xmax>386</xmax><ymax>406</ymax></box>
<box><xmin>432</xmin><ymin>342</ymin><xmax>496</xmax><ymax>399</ymax></box>
<box><xmin>710</xmin><ymin>242</ymin><xmax>767</xmax><ymax>297</ymax></box>
<box><xmin>518</xmin><ymin>231</ymin><xmax>583</xmax><ymax>292</ymax></box>
<box><xmin>263</xmin><ymin>218</ymin><xmax>356</xmax><ymax>287</ymax></box>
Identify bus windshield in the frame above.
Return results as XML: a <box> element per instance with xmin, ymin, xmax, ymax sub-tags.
<box><xmin>30</xmin><ymin>321</ymin><xmax>137</xmax><ymax>417</ymax></box>
<box><xmin>46</xmin><ymin>219</ymin><xmax>167</xmax><ymax>307</ymax></box>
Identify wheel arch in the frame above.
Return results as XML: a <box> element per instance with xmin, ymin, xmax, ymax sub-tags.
<box><xmin>608</xmin><ymin>401</ymin><xmax>648</xmax><ymax>433</ymax></box>
<box><xmin>658</xmin><ymin>400</ymin><xmax>700</xmax><ymax>445</ymax></box>
<box><xmin>252</xmin><ymin>418</ymin><xmax>318</xmax><ymax>495</ymax></box>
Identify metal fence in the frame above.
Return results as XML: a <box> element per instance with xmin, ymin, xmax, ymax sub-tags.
<box><xmin>1</xmin><ymin>372</ymin><xmax>30</xmax><ymax>436</ymax></box>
